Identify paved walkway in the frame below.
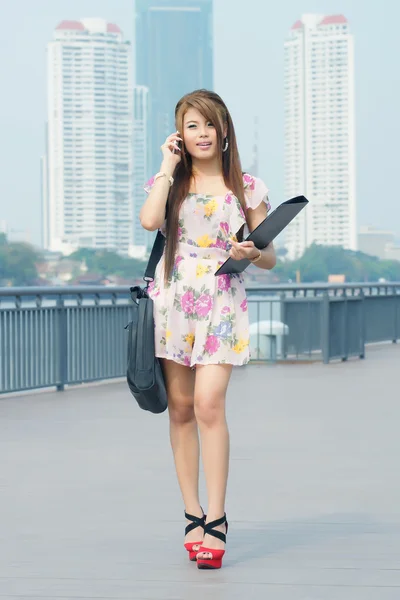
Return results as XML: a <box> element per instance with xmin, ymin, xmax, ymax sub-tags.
<box><xmin>1</xmin><ymin>344</ymin><xmax>400</xmax><ymax>599</ymax></box>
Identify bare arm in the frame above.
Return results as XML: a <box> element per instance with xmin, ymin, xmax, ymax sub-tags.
<box><xmin>229</xmin><ymin>196</ymin><xmax>277</xmax><ymax>270</ymax></box>
<box><xmin>245</xmin><ymin>198</ymin><xmax>277</xmax><ymax>270</ymax></box>
<box><xmin>251</xmin><ymin>241</ymin><xmax>276</xmax><ymax>270</ymax></box>
<box><xmin>139</xmin><ymin>132</ymin><xmax>182</xmax><ymax>231</ymax></box>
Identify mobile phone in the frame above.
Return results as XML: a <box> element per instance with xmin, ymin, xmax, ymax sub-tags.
<box><xmin>173</xmin><ymin>140</ymin><xmax>181</xmax><ymax>153</ymax></box>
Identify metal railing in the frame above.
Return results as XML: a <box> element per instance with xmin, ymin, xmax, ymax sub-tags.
<box><xmin>247</xmin><ymin>282</ymin><xmax>399</xmax><ymax>362</ymax></box>
<box><xmin>0</xmin><ymin>283</ymin><xmax>399</xmax><ymax>394</ymax></box>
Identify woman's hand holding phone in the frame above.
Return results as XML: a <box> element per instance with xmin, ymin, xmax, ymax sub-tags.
<box><xmin>160</xmin><ymin>131</ymin><xmax>182</xmax><ymax>172</ymax></box>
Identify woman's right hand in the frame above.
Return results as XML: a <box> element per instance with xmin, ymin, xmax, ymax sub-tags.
<box><xmin>160</xmin><ymin>131</ymin><xmax>182</xmax><ymax>170</ymax></box>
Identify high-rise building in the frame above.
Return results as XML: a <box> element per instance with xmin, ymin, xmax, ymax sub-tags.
<box><xmin>135</xmin><ymin>0</ymin><xmax>213</xmax><ymax>176</ymax></box>
<box><xmin>132</xmin><ymin>85</ymin><xmax>152</xmax><ymax>256</ymax></box>
<box><xmin>284</xmin><ymin>14</ymin><xmax>356</xmax><ymax>259</ymax></box>
<box><xmin>45</xmin><ymin>18</ymin><xmax>133</xmax><ymax>256</ymax></box>
<box><xmin>358</xmin><ymin>226</ymin><xmax>395</xmax><ymax>260</ymax></box>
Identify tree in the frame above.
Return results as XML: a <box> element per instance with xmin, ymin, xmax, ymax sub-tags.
<box><xmin>274</xmin><ymin>243</ymin><xmax>400</xmax><ymax>283</ymax></box>
<box><xmin>66</xmin><ymin>248</ymin><xmax>147</xmax><ymax>279</ymax></box>
<box><xmin>0</xmin><ymin>237</ymin><xmax>42</xmax><ymax>286</ymax></box>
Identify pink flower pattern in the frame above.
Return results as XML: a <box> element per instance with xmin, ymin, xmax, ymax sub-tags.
<box><xmin>204</xmin><ymin>335</ymin><xmax>220</xmax><ymax>356</ymax></box>
<box><xmin>196</xmin><ymin>293</ymin><xmax>213</xmax><ymax>317</ymax></box>
<box><xmin>175</xmin><ymin>255</ymin><xmax>183</xmax><ymax>267</ymax></box>
<box><xmin>181</xmin><ymin>290</ymin><xmax>195</xmax><ymax>314</ymax></box>
<box><xmin>220</xmin><ymin>221</ymin><xmax>229</xmax><ymax>236</ymax></box>
<box><xmin>147</xmin><ymin>280</ymin><xmax>160</xmax><ymax>298</ymax></box>
<box><xmin>143</xmin><ymin>173</ymin><xmax>270</xmax><ymax>367</ymax></box>
<box><xmin>218</xmin><ymin>275</ymin><xmax>231</xmax><ymax>292</ymax></box>
<box><xmin>243</xmin><ymin>173</ymin><xmax>255</xmax><ymax>190</ymax></box>
<box><xmin>214</xmin><ymin>237</ymin><xmax>227</xmax><ymax>250</ymax></box>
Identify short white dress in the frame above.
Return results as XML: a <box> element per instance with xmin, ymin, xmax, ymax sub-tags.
<box><xmin>144</xmin><ymin>173</ymin><xmax>270</xmax><ymax>368</ymax></box>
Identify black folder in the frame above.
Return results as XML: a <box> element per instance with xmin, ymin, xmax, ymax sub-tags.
<box><xmin>214</xmin><ymin>196</ymin><xmax>309</xmax><ymax>276</ymax></box>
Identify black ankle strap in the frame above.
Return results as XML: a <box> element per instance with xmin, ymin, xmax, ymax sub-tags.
<box><xmin>184</xmin><ymin>511</ymin><xmax>205</xmax><ymax>536</ymax></box>
<box><xmin>204</xmin><ymin>514</ymin><xmax>227</xmax><ymax>543</ymax></box>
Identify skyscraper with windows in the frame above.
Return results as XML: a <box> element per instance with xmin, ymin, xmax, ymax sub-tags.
<box><xmin>284</xmin><ymin>14</ymin><xmax>356</xmax><ymax>259</ymax></box>
<box><xmin>135</xmin><ymin>0</ymin><xmax>213</xmax><ymax>176</ymax></box>
<box><xmin>45</xmin><ymin>18</ymin><xmax>133</xmax><ymax>255</ymax></box>
<box><xmin>132</xmin><ymin>85</ymin><xmax>152</xmax><ymax>255</ymax></box>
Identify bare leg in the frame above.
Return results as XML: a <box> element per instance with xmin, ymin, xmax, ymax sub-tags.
<box><xmin>161</xmin><ymin>359</ymin><xmax>203</xmax><ymax>544</ymax></box>
<box><xmin>194</xmin><ymin>364</ymin><xmax>232</xmax><ymax>557</ymax></box>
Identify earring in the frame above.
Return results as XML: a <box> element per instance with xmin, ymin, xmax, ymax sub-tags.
<box><xmin>223</xmin><ymin>137</ymin><xmax>229</xmax><ymax>152</ymax></box>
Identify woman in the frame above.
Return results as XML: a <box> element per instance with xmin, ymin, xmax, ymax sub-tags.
<box><xmin>140</xmin><ymin>89</ymin><xmax>276</xmax><ymax>569</ymax></box>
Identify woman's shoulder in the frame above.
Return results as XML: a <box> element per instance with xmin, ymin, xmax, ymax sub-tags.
<box><xmin>241</xmin><ymin>173</ymin><xmax>271</xmax><ymax>212</ymax></box>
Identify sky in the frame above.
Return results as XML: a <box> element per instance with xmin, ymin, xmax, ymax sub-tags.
<box><xmin>0</xmin><ymin>0</ymin><xmax>399</xmax><ymax>246</ymax></box>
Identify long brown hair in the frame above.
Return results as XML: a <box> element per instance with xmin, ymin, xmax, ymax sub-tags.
<box><xmin>163</xmin><ymin>89</ymin><xmax>246</xmax><ymax>283</ymax></box>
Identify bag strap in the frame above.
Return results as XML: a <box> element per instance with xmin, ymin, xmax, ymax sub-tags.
<box><xmin>143</xmin><ymin>197</ymin><xmax>169</xmax><ymax>284</ymax></box>
<box><xmin>143</xmin><ymin>230</ymin><xmax>166</xmax><ymax>283</ymax></box>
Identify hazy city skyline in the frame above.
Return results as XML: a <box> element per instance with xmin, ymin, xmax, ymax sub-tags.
<box><xmin>1</xmin><ymin>0</ymin><xmax>399</xmax><ymax>247</ymax></box>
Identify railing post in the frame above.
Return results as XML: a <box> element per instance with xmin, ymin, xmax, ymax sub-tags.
<box><xmin>280</xmin><ymin>291</ymin><xmax>287</xmax><ymax>359</ymax></box>
<box><xmin>393</xmin><ymin>286</ymin><xmax>398</xmax><ymax>344</ymax></box>
<box><xmin>56</xmin><ymin>294</ymin><xmax>68</xmax><ymax>391</ymax></box>
<box><xmin>359</xmin><ymin>288</ymin><xmax>365</xmax><ymax>359</ymax></box>
<box><xmin>341</xmin><ymin>291</ymin><xmax>348</xmax><ymax>362</ymax></box>
<box><xmin>321</xmin><ymin>291</ymin><xmax>330</xmax><ymax>364</ymax></box>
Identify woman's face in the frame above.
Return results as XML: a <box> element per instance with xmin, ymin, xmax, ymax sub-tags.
<box><xmin>182</xmin><ymin>107</ymin><xmax>220</xmax><ymax>161</ymax></box>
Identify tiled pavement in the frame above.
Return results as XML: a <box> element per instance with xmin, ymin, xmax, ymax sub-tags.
<box><xmin>1</xmin><ymin>344</ymin><xmax>400</xmax><ymax>599</ymax></box>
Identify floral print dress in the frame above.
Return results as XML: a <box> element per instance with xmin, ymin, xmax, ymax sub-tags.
<box><xmin>144</xmin><ymin>173</ymin><xmax>270</xmax><ymax>368</ymax></box>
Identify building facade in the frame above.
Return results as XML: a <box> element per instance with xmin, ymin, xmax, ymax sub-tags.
<box><xmin>284</xmin><ymin>14</ymin><xmax>356</xmax><ymax>259</ymax></box>
<box><xmin>358</xmin><ymin>226</ymin><xmax>395</xmax><ymax>260</ymax></box>
<box><xmin>132</xmin><ymin>85</ymin><xmax>152</xmax><ymax>256</ymax></box>
<box><xmin>45</xmin><ymin>18</ymin><xmax>133</xmax><ymax>255</ymax></box>
<box><xmin>135</xmin><ymin>0</ymin><xmax>213</xmax><ymax>177</ymax></box>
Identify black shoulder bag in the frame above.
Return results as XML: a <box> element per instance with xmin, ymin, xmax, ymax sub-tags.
<box><xmin>125</xmin><ymin>231</ymin><xmax>168</xmax><ymax>414</ymax></box>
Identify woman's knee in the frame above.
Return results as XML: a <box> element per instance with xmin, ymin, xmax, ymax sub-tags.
<box><xmin>168</xmin><ymin>395</ymin><xmax>195</xmax><ymax>425</ymax></box>
<box><xmin>194</xmin><ymin>394</ymin><xmax>225</xmax><ymax>428</ymax></box>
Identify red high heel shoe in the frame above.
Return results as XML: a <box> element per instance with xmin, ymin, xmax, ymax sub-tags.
<box><xmin>196</xmin><ymin>514</ymin><xmax>228</xmax><ymax>570</ymax></box>
<box><xmin>183</xmin><ymin>510</ymin><xmax>206</xmax><ymax>562</ymax></box>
